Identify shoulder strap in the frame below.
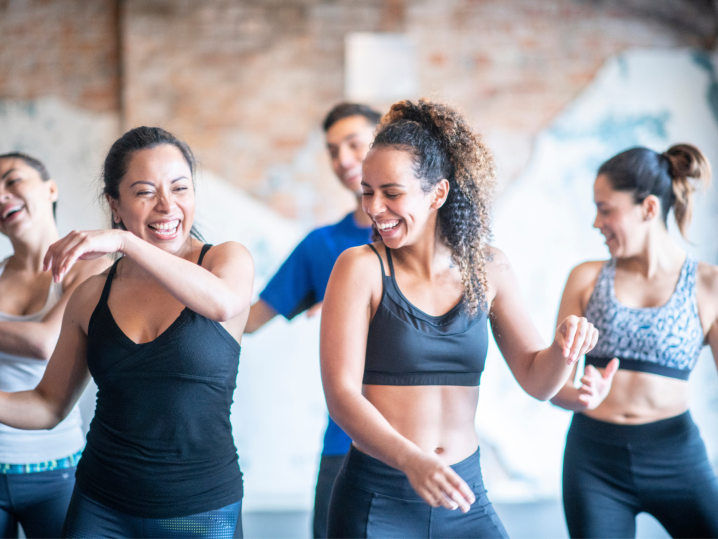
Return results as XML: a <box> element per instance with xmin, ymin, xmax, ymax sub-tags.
<box><xmin>197</xmin><ymin>244</ymin><xmax>213</xmax><ymax>267</ymax></box>
<box><xmin>99</xmin><ymin>257</ymin><xmax>121</xmax><ymax>305</ymax></box>
<box><xmin>385</xmin><ymin>247</ymin><xmax>396</xmax><ymax>277</ymax></box>
<box><xmin>367</xmin><ymin>244</ymin><xmax>386</xmax><ymax>277</ymax></box>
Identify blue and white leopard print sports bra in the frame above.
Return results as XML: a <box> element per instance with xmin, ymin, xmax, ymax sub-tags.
<box><xmin>584</xmin><ymin>256</ymin><xmax>704</xmax><ymax>380</ymax></box>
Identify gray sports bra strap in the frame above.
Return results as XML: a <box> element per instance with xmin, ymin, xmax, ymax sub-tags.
<box><xmin>367</xmin><ymin>244</ymin><xmax>386</xmax><ymax>277</ymax></box>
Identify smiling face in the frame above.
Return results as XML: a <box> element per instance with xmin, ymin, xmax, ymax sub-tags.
<box><xmin>361</xmin><ymin>147</ymin><xmax>448</xmax><ymax>249</ymax></box>
<box><xmin>326</xmin><ymin>115</ymin><xmax>376</xmax><ymax>195</ymax></box>
<box><xmin>0</xmin><ymin>158</ymin><xmax>57</xmax><ymax>240</ymax></box>
<box><xmin>593</xmin><ymin>173</ymin><xmax>654</xmax><ymax>258</ymax></box>
<box><xmin>108</xmin><ymin>144</ymin><xmax>195</xmax><ymax>254</ymax></box>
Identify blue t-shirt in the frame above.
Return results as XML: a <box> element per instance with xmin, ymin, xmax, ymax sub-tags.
<box><xmin>260</xmin><ymin>212</ymin><xmax>372</xmax><ymax>455</ymax></box>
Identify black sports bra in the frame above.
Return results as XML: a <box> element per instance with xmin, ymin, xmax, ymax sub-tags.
<box><xmin>363</xmin><ymin>245</ymin><xmax>489</xmax><ymax>386</ymax></box>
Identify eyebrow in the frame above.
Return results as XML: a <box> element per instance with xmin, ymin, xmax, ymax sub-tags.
<box><xmin>130</xmin><ymin>176</ymin><xmax>189</xmax><ymax>188</ymax></box>
<box><xmin>360</xmin><ymin>181</ymin><xmax>405</xmax><ymax>189</ymax></box>
<box><xmin>1</xmin><ymin>168</ymin><xmax>18</xmax><ymax>180</ymax></box>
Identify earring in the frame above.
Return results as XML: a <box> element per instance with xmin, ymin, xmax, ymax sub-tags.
<box><xmin>113</xmin><ymin>215</ymin><xmax>121</xmax><ymax>223</ymax></box>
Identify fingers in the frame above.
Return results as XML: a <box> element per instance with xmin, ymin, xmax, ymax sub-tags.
<box><xmin>557</xmin><ymin>316</ymin><xmax>597</xmax><ymax>365</ymax></box>
<box><xmin>603</xmin><ymin>358</ymin><xmax>620</xmax><ymax>381</ymax></box>
<box><xmin>413</xmin><ymin>464</ymin><xmax>475</xmax><ymax>513</ymax></box>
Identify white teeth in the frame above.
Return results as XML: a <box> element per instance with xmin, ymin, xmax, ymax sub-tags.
<box><xmin>2</xmin><ymin>206</ymin><xmax>22</xmax><ymax>220</ymax></box>
<box><xmin>377</xmin><ymin>221</ymin><xmax>399</xmax><ymax>230</ymax></box>
<box><xmin>148</xmin><ymin>220</ymin><xmax>179</xmax><ymax>236</ymax></box>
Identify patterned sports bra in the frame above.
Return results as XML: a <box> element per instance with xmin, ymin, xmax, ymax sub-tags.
<box><xmin>584</xmin><ymin>256</ymin><xmax>704</xmax><ymax>380</ymax></box>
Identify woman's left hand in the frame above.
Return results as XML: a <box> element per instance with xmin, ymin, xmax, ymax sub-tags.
<box><xmin>44</xmin><ymin>229</ymin><xmax>128</xmax><ymax>282</ymax></box>
<box><xmin>554</xmin><ymin>315</ymin><xmax>599</xmax><ymax>366</ymax></box>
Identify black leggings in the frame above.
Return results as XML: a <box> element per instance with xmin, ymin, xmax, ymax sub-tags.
<box><xmin>563</xmin><ymin>411</ymin><xmax>718</xmax><ymax>539</ymax></box>
<box><xmin>328</xmin><ymin>446</ymin><xmax>508</xmax><ymax>539</ymax></box>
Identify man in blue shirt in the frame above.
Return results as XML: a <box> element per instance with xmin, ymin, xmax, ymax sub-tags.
<box><xmin>245</xmin><ymin>103</ymin><xmax>380</xmax><ymax>539</ymax></box>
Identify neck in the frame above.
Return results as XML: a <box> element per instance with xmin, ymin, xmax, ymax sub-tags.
<box><xmin>353</xmin><ymin>196</ymin><xmax>373</xmax><ymax>227</ymax></box>
<box><xmin>8</xmin><ymin>223</ymin><xmax>60</xmax><ymax>273</ymax></box>
<box><xmin>622</xmin><ymin>226</ymin><xmax>685</xmax><ymax>278</ymax></box>
<box><xmin>392</xmin><ymin>218</ymin><xmax>452</xmax><ymax>279</ymax></box>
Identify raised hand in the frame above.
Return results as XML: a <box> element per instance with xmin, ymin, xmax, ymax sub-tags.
<box><xmin>44</xmin><ymin>229</ymin><xmax>127</xmax><ymax>282</ymax></box>
<box><xmin>403</xmin><ymin>451</ymin><xmax>475</xmax><ymax>513</ymax></box>
<box><xmin>555</xmin><ymin>315</ymin><xmax>599</xmax><ymax>366</ymax></box>
<box><xmin>576</xmin><ymin>358</ymin><xmax>619</xmax><ymax>410</ymax></box>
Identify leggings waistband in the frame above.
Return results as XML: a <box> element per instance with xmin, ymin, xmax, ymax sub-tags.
<box><xmin>0</xmin><ymin>448</ymin><xmax>83</xmax><ymax>474</ymax></box>
<box><xmin>569</xmin><ymin>411</ymin><xmax>696</xmax><ymax>444</ymax></box>
<box><xmin>341</xmin><ymin>445</ymin><xmax>482</xmax><ymax>500</ymax></box>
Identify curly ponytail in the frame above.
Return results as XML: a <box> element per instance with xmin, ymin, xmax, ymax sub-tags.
<box><xmin>372</xmin><ymin>99</ymin><xmax>496</xmax><ymax>315</ymax></box>
<box><xmin>663</xmin><ymin>144</ymin><xmax>711</xmax><ymax>237</ymax></box>
<box><xmin>598</xmin><ymin>144</ymin><xmax>711</xmax><ymax>239</ymax></box>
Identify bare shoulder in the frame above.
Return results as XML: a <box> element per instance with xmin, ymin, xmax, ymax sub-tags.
<box><xmin>63</xmin><ymin>256</ymin><xmax>113</xmax><ymax>291</ymax></box>
<box><xmin>203</xmin><ymin>241</ymin><xmax>253</xmax><ymax>264</ymax></box>
<box><xmin>65</xmin><ymin>272</ymin><xmax>108</xmax><ymax>329</ymax></box>
<box><xmin>335</xmin><ymin>243</ymin><xmax>383</xmax><ymax>274</ymax></box>
<box><xmin>696</xmin><ymin>261</ymin><xmax>718</xmax><ymax>298</ymax></box>
<box><xmin>485</xmin><ymin>245</ymin><xmax>511</xmax><ymax>272</ymax></box>
<box><xmin>566</xmin><ymin>260</ymin><xmax>605</xmax><ymax>289</ymax></box>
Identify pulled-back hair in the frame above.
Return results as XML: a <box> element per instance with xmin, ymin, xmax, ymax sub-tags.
<box><xmin>0</xmin><ymin>152</ymin><xmax>56</xmax><ymax>217</ymax></box>
<box><xmin>323</xmin><ymin>103</ymin><xmax>382</xmax><ymax>132</ymax></box>
<box><xmin>102</xmin><ymin>126</ymin><xmax>203</xmax><ymax>240</ymax></box>
<box><xmin>372</xmin><ymin>99</ymin><xmax>496</xmax><ymax>315</ymax></box>
<box><xmin>598</xmin><ymin>144</ymin><xmax>711</xmax><ymax>238</ymax></box>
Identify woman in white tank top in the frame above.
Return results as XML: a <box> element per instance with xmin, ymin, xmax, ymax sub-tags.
<box><xmin>0</xmin><ymin>153</ymin><xmax>107</xmax><ymax>538</ymax></box>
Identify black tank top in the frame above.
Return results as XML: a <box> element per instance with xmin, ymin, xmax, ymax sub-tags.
<box><xmin>364</xmin><ymin>245</ymin><xmax>488</xmax><ymax>386</ymax></box>
<box><xmin>75</xmin><ymin>245</ymin><xmax>243</xmax><ymax>519</ymax></box>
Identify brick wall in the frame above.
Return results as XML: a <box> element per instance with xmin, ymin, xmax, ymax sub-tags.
<box><xmin>1</xmin><ymin>0</ymin><xmax>716</xmax><ymax>222</ymax></box>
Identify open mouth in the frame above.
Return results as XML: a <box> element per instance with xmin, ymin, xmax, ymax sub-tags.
<box><xmin>148</xmin><ymin>219</ymin><xmax>180</xmax><ymax>237</ymax></box>
<box><xmin>376</xmin><ymin>220</ymin><xmax>400</xmax><ymax>232</ymax></box>
<box><xmin>1</xmin><ymin>205</ymin><xmax>24</xmax><ymax>223</ymax></box>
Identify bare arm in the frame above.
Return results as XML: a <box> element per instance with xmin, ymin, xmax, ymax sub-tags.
<box><xmin>487</xmin><ymin>249</ymin><xmax>599</xmax><ymax>401</ymax></box>
<box><xmin>549</xmin><ymin>262</ymin><xmax>619</xmax><ymax>411</ymax></box>
<box><xmin>321</xmin><ymin>246</ymin><xmax>475</xmax><ymax>513</ymax></box>
<box><xmin>0</xmin><ymin>279</ymin><xmax>96</xmax><ymax>430</ymax></box>
<box><xmin>244</xmin><ymin>300</ymin><xmax>278</xmax><ymax>334</ymax></box>
<box><xmin>44</xmin><ymin>230</ymin><xmax>254</xmax><ymax>323</ymax></box>
<box><xmin>0</xmin><ymin>257</ymin><xmax>110</xmax><ymax>359</ymax></box>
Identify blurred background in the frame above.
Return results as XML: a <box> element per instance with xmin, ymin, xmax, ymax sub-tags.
<box><xmin>2</xmin><ymin>1</ymin><xmax>718</xmax><ymax>537</ymax></box>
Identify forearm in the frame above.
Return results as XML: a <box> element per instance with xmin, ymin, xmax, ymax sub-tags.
<box><xmin>521</xmin><ymin>343</ymin><xmax>575</xmax><ymax>401</ymax></box>
<box><xmin>327</xmin><ymin>389</ymin><xmax>424</xmax><ymax>472</ymax></box>
<box><xmin>0</xmin><ymin>321</ymin><xmax>57</xmax><ymax>360</ymax></box>
<box><xmin>549</xmin><ymin>384</ymin><xmax>587</xmax><ymax>411</ymax></box>
<box><xmin>122</xmin><ymin>235</ymin><xmax>250</xmax><ymax>321</ymax></box>
<box><xmin>0</xmin><ymin>389</ymin><xmax>65</xmax><ymax>430</ymax></box>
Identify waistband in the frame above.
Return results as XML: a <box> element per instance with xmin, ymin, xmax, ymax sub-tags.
<box><xmin>0</xmin><ymin>449</ymin><xmax>83</xmax><ymax>474</ymax></box>
<box><xmin>569</xmin><ymin>411</ymin><xmax>695</xmax><ymax>444</ymax></box>
<box><xmin>341</xmin><ymin>445</ymin><xmax>482</xmax><ymax>500</ymax></box>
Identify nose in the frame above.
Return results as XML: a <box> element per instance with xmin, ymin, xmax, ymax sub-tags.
<box><xmin>338</xmin><ymin>145</ymin><xmax>355</xmax><ymax>170</ymax></box>
<box><xmin>154</xmin><ymin>189</ymin><xmax>176</xmax><ymax>214</ymax></box>
<box><xmin>363</xmin><ymin>192</ymin><xmax>384</xmax><ymax>218</ymax></box>
<box><xmin>593</xmin><ymin>212</ymin><xmax>601</xmax><ymax>229</ymax></box>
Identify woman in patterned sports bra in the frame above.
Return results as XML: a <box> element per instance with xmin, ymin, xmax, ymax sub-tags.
<box><xmin>0</xmin><ymin>128</ymin><xmax>254</xmax><ymax>538</ymax></box>
<box><xmin>320</xmin><ymin>99</ymin><xmax>599</xmax><ymax>539</ymax></box>
<box><xmin>551</xmin><ymin>144</ymin><xmax>718</xmax><ymax>538</ymax></box>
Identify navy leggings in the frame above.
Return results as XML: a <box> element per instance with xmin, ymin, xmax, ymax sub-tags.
<box><xmin>0</xmin><ymin>467</ymin><xmax>75</xmax><ymax>538</ymax></box>
<box><xmin>563</xmin><ymin>411</ymin><xmax>718</xmax><ymax>539</ymax></box>
<box><xmin>313</xmin><ymin>454</ymin><xmax>345</xmax><ymax>539</ymax></box>
<box><xmin>328</xmin><ymin>446</ymin><xmax>508</xmax><ymax>539</ymax></box>
<box><xmin>62</xmin><ymin>487</ymin><xmax>242</xmax><ymax>539</ymax></box>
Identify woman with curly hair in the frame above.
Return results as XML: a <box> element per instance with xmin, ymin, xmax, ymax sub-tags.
<box><xmin>320</xmin><ymin>99</ymin><xmax>599</xmax><ymax>538</ymax></box>
<box><xmin>551</xmin><ymin>145</ymin><xmax>718</xmax><ymax>538</ymax></box>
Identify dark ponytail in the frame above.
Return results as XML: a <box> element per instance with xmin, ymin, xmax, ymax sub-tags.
<box><xmin>102</xmin><ymin>126</ymin><xmax>203</xmax><ymax>240</ymax></box>
<box><xmin>598</xmin><ymin>144</ymin><xmax>710</xmax><ymax>239</ymax></box>
<box><xmin>372</xmin><ymin>99</ymin><xmax>496</xmax><ymax>315</ymax></box>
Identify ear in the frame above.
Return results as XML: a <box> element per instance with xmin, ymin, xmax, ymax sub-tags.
<box><xmin>47</xmin><ymin>179</ymin><xmax>59</xmax><ymax>203</ymax></box>
<box><xmin>431</xmin><ymin>179</ymin><xmax>450</xmax><ymax>210</ymax></box>
<box><xmin>106</xmin><ymin>194</ymin><xmax>121</xmax><ymax>224</ymax></box>
<box><xmin>642</xmin><ymin>194</ymin><xmax>661</xmax><ymax>222</ymax></box>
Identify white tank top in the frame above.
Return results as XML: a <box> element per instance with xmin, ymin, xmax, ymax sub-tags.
<box><xmin>0</xmin><ymin>259</ymin><xmax>85</xmax><ymax>463</ymax></box>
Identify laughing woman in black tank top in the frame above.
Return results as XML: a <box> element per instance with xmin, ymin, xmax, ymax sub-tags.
<box><xmin>0</xmin><ymin>127</ymin><xmax>253</xmax><ymax>538</ymax></box>
<box><xmin>321</xmin><ymin>99</ymin><xmax>600</xmax><ymax>539</ymax></box>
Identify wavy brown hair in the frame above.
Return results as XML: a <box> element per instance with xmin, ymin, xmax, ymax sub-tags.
<box><xmin>372</xmin><ymin>99</ymin><xmax>496</xmax><ymax>315</ymax></box>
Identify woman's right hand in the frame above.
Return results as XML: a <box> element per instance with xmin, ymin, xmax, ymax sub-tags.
<box><xmin>402</xmin><ymin>451</ymin><xmax>475</xmax><ymax>513</ymax></box>
<box><xmin>576</xmin><ymin>358</ymin><xmax>620</xmax><ymax>410</ymax></box>
<box><xmin>44</xmin><ymin>229</ymin><xmax>128</xmax><ymax>282</ymax></box>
